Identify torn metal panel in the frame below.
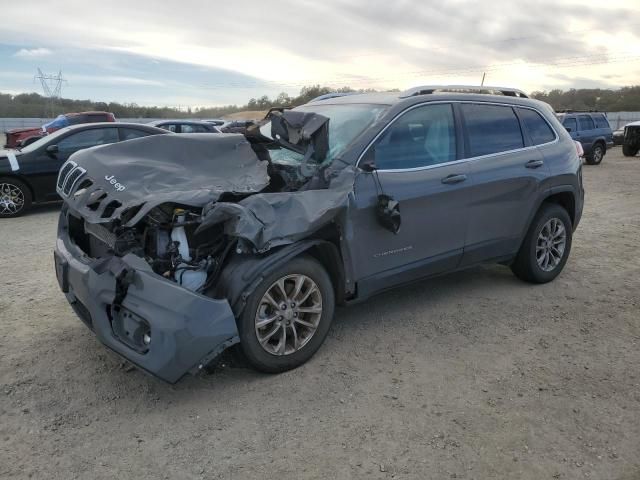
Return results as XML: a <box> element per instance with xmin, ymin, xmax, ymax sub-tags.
<box><xmin>59</xmin><ymin>134</ymin><xmax>271</xmax><ymax>225</ymax></box>
<box><xmin>198</xmin><ymin>166</ymin><xmax>356</xmax><ymax>251</ymax></box>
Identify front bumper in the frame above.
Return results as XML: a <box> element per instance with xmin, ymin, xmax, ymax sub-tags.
<box><xmin>54</xmin><ymin>213</ymin><xmax>239</xmax><ymax>383</ymax></box>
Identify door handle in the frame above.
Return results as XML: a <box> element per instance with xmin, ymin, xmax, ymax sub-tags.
<box><xmin>525</xmin><ymin>159</ymin><xmax>544</xmax><ymax>169</ymax></box>
<box><xmin>441</xmin><ymin>174</ymin><xmax>467</xmax><ymax>184</ymax></box>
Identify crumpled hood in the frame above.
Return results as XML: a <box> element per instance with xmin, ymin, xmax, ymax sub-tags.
<box><xmin>57</xmin><ymin>133</ymin><xmax>270</xmax><ymax>225</ymax></box>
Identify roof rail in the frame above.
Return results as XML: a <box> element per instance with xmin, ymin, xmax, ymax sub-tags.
<box><xmin>555</xmin><ymin>109</ymin><xmax>600</xmax><ymax>114</ymax></box>
<box><xmin>400</xmin><ymin>85</ymin><xmax>529</xmax><ymax>99</ymax></box>
<box><xmin>308</xmin><ymin>92</ymin><xmax>357</xmax><ymax>103</ymax></box>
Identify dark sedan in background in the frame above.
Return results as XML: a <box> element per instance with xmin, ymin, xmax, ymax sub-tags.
<box><xmin>147</xmin><ymin>120</ymin><xmax>221</xmax><ymax>133</ymax></box>
<box><xmin>0</xmin><ymin>122</ymin><xmax>167</xmax><ymax>217</ymax></box>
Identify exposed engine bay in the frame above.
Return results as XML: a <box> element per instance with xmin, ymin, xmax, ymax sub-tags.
<box><xmin>59</xmin><ymin>109</ymin><xmax>354</xmax><ymax>294</ymax></box>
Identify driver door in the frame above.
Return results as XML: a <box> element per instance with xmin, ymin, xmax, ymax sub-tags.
<box><xmin>347</xmin><ymin>103</ymin><xmax>473</xmax><ymax>297</ymax></box>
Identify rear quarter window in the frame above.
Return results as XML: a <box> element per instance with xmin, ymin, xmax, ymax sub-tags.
<box><xmin>517</xmin><ymin>108</ymin><xmax>556</xmax><ymax>145</ymax></box>
<box><xmin>461</xmin><ymin>104</ymin><xmax>524</xmax><ymax>157</ymax></box>
<box><xmin>593</xmin><ymin>114</ymin><xmax>610</xmax><ymax>129</ymax></box>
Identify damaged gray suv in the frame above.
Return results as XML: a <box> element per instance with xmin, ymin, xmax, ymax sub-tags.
<box><xmin>54</xmin><ymin>85</ymin><xmax>584</xmax><ymax>383</ymax></box>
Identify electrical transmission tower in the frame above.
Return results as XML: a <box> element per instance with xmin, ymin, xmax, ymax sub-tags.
<box><xmin>35</xmin><ymin>68</ymin><xmax>67</xmax><ymax>118</ymax></box>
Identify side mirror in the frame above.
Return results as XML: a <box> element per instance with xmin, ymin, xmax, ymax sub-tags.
<box><xmin>565</xmin><ymin>127</ymin><xmax>572</xmax><ymax>133</ymax></box>
<box><xmin>46</xmin><ymin>144</ymin><xmax>59</xmax><ymax>156</ymax></box>
<box><xmin>359</xmin><ymin>147</ymin><xmax>377</xmax><ymax>172</ymax></box>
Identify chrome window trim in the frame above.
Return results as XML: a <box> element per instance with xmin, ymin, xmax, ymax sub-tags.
<box><xmin>356</xmin><ymin>100</ymin><xmax>560</xmax><ymax>174</ymax></box>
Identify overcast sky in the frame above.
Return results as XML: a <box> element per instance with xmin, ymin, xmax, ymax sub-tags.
<box><xmin>1</xmin><ymin>0</ymin><xmax>639</xmax><ymax>107</ymax></box>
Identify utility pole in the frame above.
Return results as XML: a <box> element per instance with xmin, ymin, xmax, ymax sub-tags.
<box><xmin>34</xmin><ymin>68</ymin><xmax>66</xmax><ymax>118</ymax></box>
<box><xmin>481</xmin><ymin>72</ymin><xmax>486</xmax><ymax>87</ymax></box>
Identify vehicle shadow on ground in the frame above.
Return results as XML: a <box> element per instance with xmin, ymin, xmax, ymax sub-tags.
<box><xmin>35</xmin><ymin>262</ymin><xmax>529</xmax><ymax>397</ymax></box>
<box><xmin>181</xmin><ymin>263</ymin><xmax>528</xmax><ymax>387</ymax></box>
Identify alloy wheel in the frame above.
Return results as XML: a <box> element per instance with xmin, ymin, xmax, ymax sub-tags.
<box><xmin>536</xmin><ymin>218</ymin><xmax>567</xmax><ymax>272</ymax></box>
<box><xmin>593</xmin><ymin>146</ymin><xmax>604</xmax><ymax>163</ymax></box>
<box><xmin>0</xmin><ymin>183</ymin><xmax>25</xmax><ymax>216</ymax></box>
<box><xmin>254</xmin><ymin>274</ymin><xmax>323</xmax><ymax>356</ymax></box>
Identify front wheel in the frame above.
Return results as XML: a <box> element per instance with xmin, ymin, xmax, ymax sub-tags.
<box><xmin>238</xmin><ymin>256</ymin><xmax>335</xmax><ymax>373</ymax></box>
<box><xmin>622</xmin><ymin>144</ymin><xmax>638</xmax><ymax>157</ymax></box>
<box><xmin>0</xmin><ymin>177</ymin><xmax>32</xmax><ymax>218</ymax></box>
<box><xmin>585</xmin><ymin>143</ymin><xmax>604</xmax><ymax>165</ymax></box>
<box><xmin>511</xmin><ymin>203</ymin><xmax>573</xmax><ymax>284</ymax></box>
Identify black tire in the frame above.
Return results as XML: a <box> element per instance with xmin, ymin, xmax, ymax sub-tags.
<box><xmin>237</xmin><ymin>255</ymin><xmax>335</xmax><ymax>373</ymax></box>
<box><xmin>0</xmin><ymin>177</ymin><xmax>32</xmax><ymax>218</ymax></box>
<box><xmin>585</xmin><ymin>143</ymin><xmax>605</xmax><ymax>165</ymax></box>
<box><xmin>622</xmin><ymin>144</ymin><xmax>638</xmax><ymax>157</ymax></box>
<box><xmin>511</xmin><ymin>203</ymin><xmax>573</xmax><ymax>284</ymax></box>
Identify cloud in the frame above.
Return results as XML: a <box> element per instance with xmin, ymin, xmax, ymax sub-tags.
<box><xmin>14</xmin><ymin>47</ymin><xmax>52</xmax><ymax>58</ymax></box>
<box><xmin>0</xmin><ymin>0</ymin><xmax>639</xmax><ymax>104</ymax></box>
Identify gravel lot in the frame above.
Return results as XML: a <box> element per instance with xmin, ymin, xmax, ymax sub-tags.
<box><xmin>1</xmin><ymin>148</ymin><xmax>639</xmax><ymax>480</ymax></box>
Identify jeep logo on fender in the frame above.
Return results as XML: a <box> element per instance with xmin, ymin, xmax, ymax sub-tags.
<box><xmin>104</xmin><ymin>175</ymin><xmax>126</xmax><ymax>192</ymax></box>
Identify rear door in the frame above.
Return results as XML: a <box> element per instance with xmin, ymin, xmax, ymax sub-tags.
<box><xmin>349</xmin><ymin>103</ymin><xmax>473</xmax><ymax>296</ymax></box>
<box><xmin>459</xmin><ymin>103</ymin><xmax>552</xmax><ymax>266</ymax></box>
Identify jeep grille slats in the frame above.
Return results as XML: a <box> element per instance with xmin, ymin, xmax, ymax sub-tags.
<box><xmin>62</xmin><ymin>166</ymin><xmax>86</xmax><ymax>196</ymax></box>
<box><xmin>57</xmin><ymin>160</ymin><xmax>87</xmax><ymax>197</ymax></box>
<box><xmin>57</xmin><ymin>161</ymin><xmax>76</xmax><ymax>191</ymax></box>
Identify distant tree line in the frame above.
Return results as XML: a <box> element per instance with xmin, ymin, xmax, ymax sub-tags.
<box><xmin>0</xmin><ymin>86</ymin><xmax>378</xmax><ymax>119</ymax></box>
<box><xmin>1</xmin><ymin>85</ymin><xmax>639</xmax><ymax>118</ymax></box>
<box><xmin>530</xmin><ymin>86</ymin><xmax>640</xmax><ymax>111</ymax></box>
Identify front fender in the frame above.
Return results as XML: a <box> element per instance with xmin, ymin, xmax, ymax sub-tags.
<box><xmin>215</xmin><ymin>239</ymin><xmax>326</xmax><ymax>315</ymax></box>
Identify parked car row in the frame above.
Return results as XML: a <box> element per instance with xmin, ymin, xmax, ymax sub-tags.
<box><xmin>4</xmin><ymin>111</ymin><xmax>116</xmax><ymax>148</ymax></box>
<box><xmin>1</xmin><ymin>122</ymin><xmax>167</xmax><ymax>217</ymax></box>
<box><xmin>147</xmin><ymin>119</ymin><xmax>221</xmax><ymax>133</ymax></box>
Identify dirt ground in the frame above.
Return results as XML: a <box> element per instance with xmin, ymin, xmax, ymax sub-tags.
<box><xmin>1</xmin><ymin>148</ymin><xmax>639</xmax><ymax>480</ymax></box>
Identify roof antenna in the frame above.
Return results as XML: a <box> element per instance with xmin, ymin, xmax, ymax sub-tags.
<box><xmin>480</xmin><ymin>72</ymin><xmax>486</xmax><ymax>87</ymax></box>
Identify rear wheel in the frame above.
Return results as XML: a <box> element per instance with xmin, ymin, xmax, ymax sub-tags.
<box><xmin>622</xmin><ymin>144</ymin><xmax>638</xmax><ymax>157</ymax></box>
<box><xmin>585</xmin><ymin>143</ymin><xmax>605</xmax><ymax>165</ymax></box>
<box><xmin>511</xmin><ymin>203</ymin><xmax>572</xmax><ymax>284</ymax></box>
<box><xmin>237</xmin><ymin>256</ymin><xmax>335</xmax><ymax>373</ymax></box>
<box><xmin>0</xmin><ymin>177</ymin><xmax>32</xmax><ymax>218</ymax></box>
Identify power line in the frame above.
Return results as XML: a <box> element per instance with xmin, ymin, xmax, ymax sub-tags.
<box><xmin>34</xmin><ymin>68</ymin><xmax>67</xmax><ymax>116</ymax></box>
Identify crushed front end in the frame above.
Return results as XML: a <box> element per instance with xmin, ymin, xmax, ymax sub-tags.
<box><xmin>54</xmin><ymin>115</ymin><xmax>352</xmax><ymax>383</ymax></box>
<box><xmin>55</xmin><ymin>209</ymin><xmax>239</xmax><ymax>383</ymax></box>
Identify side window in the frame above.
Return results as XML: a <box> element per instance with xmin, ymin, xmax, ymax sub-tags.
<box><xmin>373</xmin><ymin>104</ymin><xmax>456</xmax><ymax>170</ymax></box>
<box><xmin>181</xmin><ymin>124</ymin><xmax>209</xmax><ymax>133</ymax></box>
<box><xmin>461</xmin><ymin>104</ymin><xmax>523</xmax><ymax>157</ymax></box>
<box><xmin>578</xmin><ymin>115</ymin><xmax>595</xmax><ymax>131</ymax></box>
<box><xmin>56</xmin><ymin>128</ymin><xmax>119</xmax><ymax>155</ymax></box>
<box><xmin>87</xmin><ymin>114</ymin><xmax>108</xmax><ymax>123</ymax></box>
<box><xmin>593</xmin><ymin>114</ymin><xmax>610</xmax><ymax>129</ymax></box>
<box><xmin>563</xmin><ymin>117</ymin><xmax>577</xmax><ymax>132</ymax></box>
<box><xmin>67</xmin><ymin>115</ymin><xmax>87</xmax><ymax>126</ymax></box>
<box><xmin>120</xmin><ymin>128</ymin><xmax>152</xmax><ymax>140</ymax></box>
<box><xmin>159</xmin><ymin>124</ymin><xmax>178</xmax><ymax>132</ymax></box>
<box><xmin>518</xmin><ymin>108</ymin><xmax>556</xmax><ymax>145</ymax></box>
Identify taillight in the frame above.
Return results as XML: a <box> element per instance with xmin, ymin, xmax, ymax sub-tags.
<box><xmin>574</xmin><ymin>141</ymin><xmax>584</xmax><ymax>158</ymax></box>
